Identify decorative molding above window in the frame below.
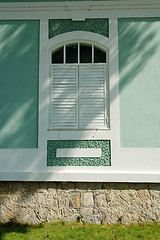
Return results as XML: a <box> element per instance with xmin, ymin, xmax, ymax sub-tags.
<box><xmin>49</xmin><ymin>19</ymin><xmax>109</xmax><ymax>39</ymax></box>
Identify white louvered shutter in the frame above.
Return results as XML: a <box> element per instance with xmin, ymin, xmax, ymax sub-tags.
<box><xmin>49</xmin><ymin>65</ymin><xmax>78</xmax><ymax>129</ymax></box>
<box><xmin>79</xmin><ymin>65</ymin><xmax>107</xmax><ymax>129</ymax></box>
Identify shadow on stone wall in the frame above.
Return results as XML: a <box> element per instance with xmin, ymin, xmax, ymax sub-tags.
<box><xmin>0</xmin><ymin>182</ymin><xmax>160</xmax><ymax>226</ymax></box>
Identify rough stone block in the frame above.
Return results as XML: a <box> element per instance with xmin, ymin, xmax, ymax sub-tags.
<box><xmin>88</xmin><ymin>183</ymin><xmax>103</xmax><ymax>190</ymax></box>
<box><xmin>41</xmin><ymin>194</ymin><xmax>57</xmax><ymax>207</ymax></box>
<box><xmin>80</xmin><ymin>208</ymin><xmax>94</xmax><ymax>222</ymax></box>
<box><xmin>47</xmin><ymin>208</ymin><xmax>62</xmax><ymax>222</ymax></box>
<box><xmin>46</xmin><ymin>182</ymin><xmax>57</xmax><ymax>190</ymax></box>
<box><xmin>28</xmin><ymin>182</ymin><xmax>46</xmax><ymax>193</ymax></box>
<box><xmin>95</xmin><ymin>193</ymin><xmax>108</xmax><ymax>208</ymax></box>
<box><xmin>61</xmin><ymin>208</ymin><xmax>79</xmax><ymax>222</ymax></box>
<box><xmin>70</xmin><ymin>192</ymin><xmax>81</xmax><ymax>208</ymax></box>
<box><xmin>56</xmin><ymin>189</ymin><xmax>70</xmax><ymax>208</ymax></box>
<box><xmin>76</xmin><ymin>182</ymin><xmax>88</xmax><ymax>190</ymax></box>
<box><xmin>9</xmin><ymin>182</ymin><xmax>27</xmax><ymax>193</ymax></box>
<box><xmin>81</xmin><ymin>192</ymin><xmax>94</xmax><ymax>207</ymax></box>
<box><xmin>61</xmin><ymin>182</ymin><xmax>76</xmax><ymax>191</ymax></box>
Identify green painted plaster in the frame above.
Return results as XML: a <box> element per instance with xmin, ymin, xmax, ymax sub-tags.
<box><xmin>0</xmin><ymin>20</ymin><xmax>39</xmax><ymax>148</ymax></box>
<box><xmin>47</xmin><ymin>140</ymin><xmax>111</xmax><ymax>166</ymax></box>
<box><xmin>49</xmin><ymin>19</ymin><xmax>109</xmax><ymax>39</ymax></box>
<box><xmin>118</xmin><ymin>18</ymin><xmax>160</xmax><ymax>148</ymax></box>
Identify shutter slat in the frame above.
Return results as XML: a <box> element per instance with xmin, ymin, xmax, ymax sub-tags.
<box><xmin>53</xmin><ymin>94</ymin><xmax>76</xmax><ymax>98</ymax></box>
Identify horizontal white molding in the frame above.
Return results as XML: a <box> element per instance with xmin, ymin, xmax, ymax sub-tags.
<box><xmin>1</xmin><ymin>2</ymin><xmax>160</xmax><ymax>19</ymax></box>
<box><xmin>1</xmin><ymin>171</ymin><xmax>160</xmax><ymax>182</ymax></box>
<box><xmin>56</xmin><ymin>148</ymin><xmax>101</xmax><ymax>158</ymax></box>
<box><xmin>1</xmin><ymin>1</ymin><xmax>160</xmax><ymax>12</ymax></box>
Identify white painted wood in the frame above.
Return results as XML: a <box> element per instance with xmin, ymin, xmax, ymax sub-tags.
<box><xmin>79</xmin><ymin>65</ymin><xmax>107</xmax><ymax>129</ymax></box>
<box><xmin>48</xmin><ymin>32</ymin><xmax>110</xmax><ymax>54</ymax></box>
<box><xmin>56</xmin><ymin>148</ymin><xmax>101</xmax><ymax>158</ymax></box>
<box><xmin>64</xmin><ymin>45</ymin><xmax>66</xmax><ymax>64</ymax></box>
<box><xmin>78</xmin><ymin>43</ymin><xmax>80</xmax><ymax>64</ymax></box>
<box><xmin>49</xmin><ymin>65</ymin><xmax>78</xmax><ymax>129</ymax></box>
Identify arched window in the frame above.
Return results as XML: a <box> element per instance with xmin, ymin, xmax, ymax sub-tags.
<box><xmin>52</xmin><ymin>43</ymin><xmax>106</xmax><ymax>64</ymax></box>
<box><xmin>49</xmin><ymin>42</ymin><xmax>109</xmax><ymax>129</ymax></box>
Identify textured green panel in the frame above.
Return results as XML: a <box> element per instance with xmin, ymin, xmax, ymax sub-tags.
<box><xmin>118</xmin><ymin>18</ymin><xmax>160</xmax><ymax>148</ymax></box>
<box><xmin>0</xmin><ymin>20</ymin><xmax>39</xmax><ymax>148</ymax></box>
<box><xmin>47</xmin><ymin>140</ymin><xmax>111</xmax><ymax>166</ymax></box>
<box><xmin>49</xmin><ymin>19</ymin><xmax>109</xmax><ymax>39</ymax></box>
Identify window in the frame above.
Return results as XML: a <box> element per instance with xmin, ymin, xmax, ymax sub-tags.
<box><xmin>49</xmin><ymin>42</ymin><xmax>109</xmax><ymax>129</ymax></box>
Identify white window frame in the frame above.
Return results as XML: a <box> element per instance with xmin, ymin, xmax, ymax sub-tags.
<box><xmin>49</xmin><ymin>40</ymin><xmax>109</xmax><ymax>130</ymax></box>
<box><xmin>0</xmin><ymin>1</ymin><xmax>160</xmax><ymax>182</ymax></box>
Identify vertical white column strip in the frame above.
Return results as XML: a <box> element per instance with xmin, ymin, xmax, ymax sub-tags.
<box><xmin>38</xmin><ymin>17</ymin><xmax>49</xmax><ymax>167</ymax></box>
<box><xmin>109</xmin><ymin>17</ymin><xmax>120</xmax><ymax>167</ymax></box>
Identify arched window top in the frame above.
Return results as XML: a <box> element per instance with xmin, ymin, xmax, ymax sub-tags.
<box><xmin>51</xmin><ymin>42</ymin><xmax>107</xmax><ymax>64</ymax></box>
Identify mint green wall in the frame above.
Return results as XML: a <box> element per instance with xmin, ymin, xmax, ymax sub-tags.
<box><xmin>0</xmin><ymin>20</ymin><xmax>39</xmax><ymax>148</ymax></box>
<box><xmin>118</xmin><ymin>18</ymin><xmax>160</xmax><ymax>148</ymax></box>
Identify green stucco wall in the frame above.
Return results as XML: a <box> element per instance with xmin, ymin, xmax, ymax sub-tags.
<box><xmin>49</xmin><ymin>19</ymin><xmax>109</xmax><ymax>39</ymax></box>
<box><xmin>118</xmin><ymin>18</ymin><xmax>160</xmax><ymax>148</ymax></box>
<box><xmin>0</xmin><ymin>20</ymin><xmax>39</xmax><ymax>148</ymax></box>
<box><xmin>47</xmin><ymin>140</ymin><xmax>111</xmax><ymax>166</ymax></box>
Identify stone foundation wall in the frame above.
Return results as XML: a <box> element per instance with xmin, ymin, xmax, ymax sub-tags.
<box><xmin>0</xmin><ymin>182</ymin><xmax>160</xmax><ymax>225</ymax></box>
